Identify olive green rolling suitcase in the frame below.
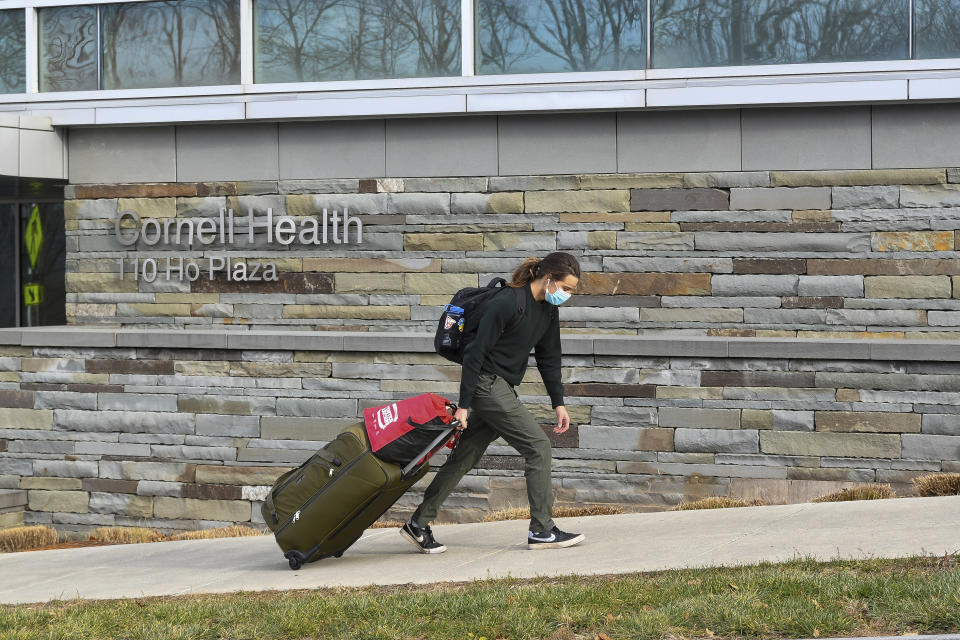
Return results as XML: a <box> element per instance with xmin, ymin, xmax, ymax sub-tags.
<box><xmin>262</xmin><ymin>422</ymin><xmax>457</xmax><ymax>570</ymax></box>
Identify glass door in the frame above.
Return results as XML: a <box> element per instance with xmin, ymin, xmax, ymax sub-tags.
<box><xmin>19</xmin><ymin>202</ymin><xmax>66</xmax><ymax>327</ymax></box>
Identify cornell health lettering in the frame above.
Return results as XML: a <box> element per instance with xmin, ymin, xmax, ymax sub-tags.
<box><xmin>115</xmin><ymin>207</ymin><xmax>362</xmax><ymax>282</ymax></box>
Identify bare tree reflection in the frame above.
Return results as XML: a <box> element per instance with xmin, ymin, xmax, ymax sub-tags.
<box><xmin>197</xmin><ymin>0</ymin><xmax>241</xmax><ymax>81</ymax></box>
<box><xmin>391</xmin><ymin>0</ymin><xmax>461</xmax><ymax>76</ymax></box>
<box><xmin>256</xmin><ymin>0</ymin><xmax>344</xmax><ymax>82</ymax></box>
<box><xmin>653</xmin><ymin>0</ymin><xmax>908</xmax><ymax>68</ymax></box>
<box><xmin>255</xmin><ymin>0</ymin><xmax>460</xmax><ymax>82</ymax></box>
<box><xmin>914</xmin><ymin>0</ymin><xmax>960</xmax><ymax>59</ymax></box>
<box><xmin>478</xmin><ymin>0</ymin><xmax>528</xmax><ymax>73</ymax></box>
<box><xmin>0</xmin><ymin>11</ymin><xmax>26</xmax><ymax>93</ymax></box>
<box><xmin>478</xmin><ymin>0</ymin><xmax>644</xmax><ymax>74</ymax></box>
<box><xmin>102</xmin><ymin>0</ymin><xmax>239</xmax><ymax>90</ymax></box>
<box><xmin>39</xmin><ymin>6</ymin><xmax>98</xmax><ymax>92</ymax></box>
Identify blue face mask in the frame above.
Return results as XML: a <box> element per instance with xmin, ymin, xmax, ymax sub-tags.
<box><xmin>544</xmin><ymin>278</ymin><xmax>571</xmax><ymax>306</ymax></box>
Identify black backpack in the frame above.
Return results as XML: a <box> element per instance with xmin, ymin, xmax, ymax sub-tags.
<box><xmin>434</xmin><ymin>277</ymin><xmax>526</xmax><ymax>363</ymax></box>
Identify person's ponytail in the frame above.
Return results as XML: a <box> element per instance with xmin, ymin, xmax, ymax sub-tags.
<box><xmin>509</xmin><ymin>257</ymin><xmax>542</xmax><ymax>287</ymax></box>
<box><xmin>509</xmin><ymin>252</ymin><xmax>580</xmax><ymax>288</ymax></box>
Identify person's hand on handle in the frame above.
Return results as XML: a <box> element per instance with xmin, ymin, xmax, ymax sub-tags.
<box><xmin>453</xmin><ymin>407</ymin><xmax>469</xmax><ymax>430</ymax></box>
<box><xmin>554</xmin><ymin>406</ymin><xmax>570</xmax><ymax>434</ymax></box>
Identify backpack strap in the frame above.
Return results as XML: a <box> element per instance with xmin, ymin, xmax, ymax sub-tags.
<box><xmin>486</xmin><ymin>277</ymin><xmax>527</xmax><ymax>334</ymax></box>
<box><xmin>505</xmin><ymin>283</ymin><xmax>526</xmax><ymax>334</ymax></box>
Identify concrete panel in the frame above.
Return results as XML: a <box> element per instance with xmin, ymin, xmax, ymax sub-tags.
<box><xmin>648</xmin><ymin>80</ymin><xmax>906</xmax><ymax>108</ymax></box>
<box><xmin>226</xmin><ymin>331</ymin><xmax>344</xmax><ymax>351</ymax></box>
<box><xmin>468</xmin><ymin>89</ymin><xmax>643</xmax><ymax>113</ymax></box>
<box><xmin>618</xmin><ymin>109</ymin><xmax>740</xmax><ymax>172</ymax></box>
<box><xmin>0</xmin><ymin>127</ymin><xmax>17</xmax><ymax>175</ymax></box>
<box><xmin>115</xmin><ymin>330</ymin><xmax>227</xmax><ymax>349</ymax></box>
<box><xmin>19</xmin><ymin>116</ymin><xmax>53</xmax><ymax>131</ymax></box>
<box><xmin>248</xmin><ymin>94</ymin><xmax>465</xmax><ymax>120</ymax></box>
<box><xmin>95</xmin><ymin>102</ymin><xmax>246</xmax><ymax>125</ymax></box>
<box><xmin>176</xmin><ymin>123</ymin><xmax>279</xmax><ymax>182</ymax></box>
<box><xmin>498</xmin><ymin>113</ymin><xmax>616</xmax><ymax>176</ymax></box>
<box><xmin>20</xmin><ymin>128</ymin><xmax>65</xmax><ymax>180</ymax></box>
<box><xmin>29</xmin><ymin>108</ymin><xmax>97</xmax><ymax>126</ymax></box>
<box><xmin>68</xmin><ymin>126</ymin><xmax>176</xmax><ymax>184</ymax></box>
<box><xmin>385</xmin><ymin>116</ymin><xmax>497</xmax><ymax>177</ymax></box>
<box><xmin>873</xmin><ymin>104</ymin><xmax>960</xmax><ymax>169</ymax></box>
<box><xmin>741</xmin><ymin>107</ymin><xmax>871</xmax><ymax>171</ymax></box>
<box><xmin>279</xmin><ymin>120</ymin><xmax>385</xmax><ymax>179</ymax></box>
<box><xmin>342</xmin><ymin>333</ymin><xmax>432</xmax><ymax>352</ymax></box>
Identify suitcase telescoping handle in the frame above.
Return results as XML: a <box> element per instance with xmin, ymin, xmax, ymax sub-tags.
<box><xmin>400</xmin><ymin>402</ymin><xmax>463</xmax><ymax>479</ymax></box>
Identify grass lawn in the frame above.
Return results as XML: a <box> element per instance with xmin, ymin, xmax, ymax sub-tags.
<box><xmin>1</xmin><ymin>555</ymin><xmax>958</xmax><ymax>640</ymax></box>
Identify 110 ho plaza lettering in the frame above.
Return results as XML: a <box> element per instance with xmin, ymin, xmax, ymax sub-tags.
<box><xmin>115</xmin><ymin>207</ymin><xmax>363</xmax><ymax>282</ymax></box>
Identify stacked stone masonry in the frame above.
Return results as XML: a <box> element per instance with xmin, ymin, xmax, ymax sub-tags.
<box><xmin>64</xmin><ymin>168</ymin><xmax>960</xmax><ymax>338</ymax></box>
<box><xmin>0</xmin><ymin>489</ymin><xmax>27</xmax><ymax>529</ymax></box>
<box><xmin>1</xmin><ymin>333</ymin><xmax>959</xmax><ymax>534</ymax></box>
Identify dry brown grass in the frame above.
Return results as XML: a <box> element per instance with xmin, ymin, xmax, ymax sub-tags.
<box><xmin>482</xmin><ymin>504</ymin><xmax>625</xmax><ymax>523</ymax></box>
<box><xmin>1</xmin><ymin>525</ymin><xmax>267</xmax><ymax>553</ymax></box>
<box><xmin>671</xmin><ymin>497</ymin><xmax>766</xmax><ymax>511</ymax></box>
<box><xmin>0</xmin><ymin>525</ymin><xmax>58</xmax><ymax>553</ymax></box>
<box><xmin>369</xmin><ymin>520</ymin><xmax>406</xmax><ymax>529</ymax></box>
<box><xmin>91</xmin><ymin>527</ymin><xmax>164</xmax><ymax>545</ymax></box>
<box><xmin>168</xmin><ymin>525</ymin><xmax>265</xmax><ymax>541</ymax></box>
<box><xmin>913</xmin><ymin>472</ymin><xmax>960</xmax><ymax>497</ymax></box>
<box><xmin>812</xmin><ymin>483</ymin><xmax>895</xmax><ymax>503</ymax></box>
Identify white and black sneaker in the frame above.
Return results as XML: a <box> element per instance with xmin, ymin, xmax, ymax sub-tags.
<box><xmin>400</xmin><ymin>519</ymin><xmax>447</xmax><ymax>554</ymax></box>
<box><xmin>527</xmin><ymin>526</ymin><xmax>585</xmax><ymax>550</ymax></box>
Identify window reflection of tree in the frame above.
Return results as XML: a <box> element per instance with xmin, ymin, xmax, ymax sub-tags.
<box><xmin>653</xmin><ymin>0</ymin><xmax>907</xmax><ymax>68</ymax></box>
<box><xmin>102</xmin><ymin>0</ymin><xmax>239</xmax><ymax>90</ymax></box>
<box><xmin>915</xmin><ymin>0</ymin><xmax>960</xmax><ymax>58</ymax></box>
<box><xmin>0</xmin><ymin>12</ymin><xmax>25</xmax><ymax>93</ymax></box>
<box><xmin>198</xmin><ymin>0</ymin><xmax>242</xmax><ymax>81</ymax></box>
<box><xmin>478</xmin><ymin>0</ymin><xmax>644</xmax><ymax>73</ymax></box>
<box><xmin>256</xmin><ymin>0</ymin><xmax>343</xmax><ymax>82</ymax></box>
<box><xmin>256</xmin><ymin>0</ymin><xmax>459</xmax><ymax>82</ymax></box>
<box><xmin>325</xmin><ymin>0</ymin><xmax>406</xmax><ymax>81</ymax></box>
<box><xmin>40</xmin><ymin>7</ymin><xmax>97</xmax><ymax>92</ymax></box>
<box><xmin>478</xmin><ymin>0</ymin><xmax>528</xmax><ymax>73</ymax></box>
<box><xmin>390</xmin><ymin>0</ymin><xmax>460</xmax><ymax>77</ymax></box>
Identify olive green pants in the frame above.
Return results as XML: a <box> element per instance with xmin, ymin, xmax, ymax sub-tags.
<box><xmin>412</xmin><ymin>371</ymin><xmax>556</xmax><ymax>533</ymax></box>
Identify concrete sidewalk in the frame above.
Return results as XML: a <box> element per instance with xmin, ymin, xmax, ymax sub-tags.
<box><xmin>1</xmin><ymin>495</ymin><xmax>958</xmax><ymax>605</ymax></box>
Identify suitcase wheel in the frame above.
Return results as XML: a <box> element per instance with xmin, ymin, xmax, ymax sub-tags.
<box><xmin>284</xmin><ymin>550</ymin><xmax>306</xmax><ymax>571</ymax></box>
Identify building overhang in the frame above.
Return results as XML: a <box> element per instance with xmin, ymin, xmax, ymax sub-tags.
<box><xmin>0</xmin><ymin>114</ymin><xmax>67</xmax><ymax>182</ymax></box>
<box><xmin>2</xmin><ymin>60</ymin><xmax>960</xmax><ymax>128</ymax></box>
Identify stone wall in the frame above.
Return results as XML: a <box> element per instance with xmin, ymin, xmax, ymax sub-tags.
<box><xmin>1</xmin><ymin>329</ymin><xmax>958</xmax><ymax>535</ymax></box>
<box><xmin>0</xmin><ymin>490</ymin><xmax>26</xmax><ymax>529</ymax></box>
<box><xmin>65</xmin><ymin>168</ymin><xmax>960</xmax><ymax>337</ymax></box>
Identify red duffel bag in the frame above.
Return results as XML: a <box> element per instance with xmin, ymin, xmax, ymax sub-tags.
<box><xmin>363</xmin><ymin>393</ymin><xmax>460</xmax><ymax>467</ymax></box>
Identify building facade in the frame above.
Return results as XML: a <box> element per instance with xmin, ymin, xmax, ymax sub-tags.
<box><xmin>2</xmin><ymin>0</ymin><xmax>960</xmax><ymax>534</ymax></box>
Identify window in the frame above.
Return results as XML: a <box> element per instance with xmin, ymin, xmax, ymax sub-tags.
<box><xmin>652</xmin><ymin>0</ymin><xmax>909</xmax><ymax>68</ymax></box>
<box><xmin>40</xmin><ymin>0</ymin><xmax>240</xmax><ymax>92</ymax></box>
<box><xmin>0</xmin><ymin>10</ymin><xmax>25</xmax><ymax>94</ymax></box>
<box><xmin>255</xmin><ymin>0</ymin><xmax>461</xmax><ymax>83</ymax></box>
<box><xmin>914</xmin><ymin>0</ymin><xmax>960</xmax><ymax>60</ymax></box>
<box><xmin>39</xmin><ymin>5</ymin><xmax>98</xmax><ymax>92</ymax></box>
<box><xmin>101</xmin><ymin>0</ymin><xmax>240</xmax><ymax>90</ymax></box>
<box><xmin>477</xmin><ymin>0</ymin><xmax>645</xmax><ymax>74</ymax></box>
<box><xmin>9</xmin><ymin>0</ymin><xmax>960</xmax><ymax>92</ymax></box>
